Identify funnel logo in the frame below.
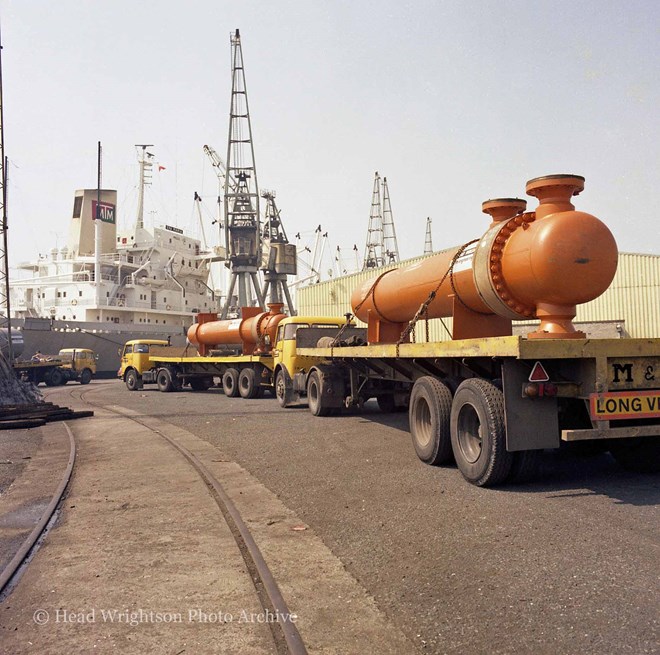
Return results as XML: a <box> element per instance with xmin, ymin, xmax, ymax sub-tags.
<box><xmin>92</xmin><ymin>200</ymin><xmax>116</xmax><ymax>224</ymax></box>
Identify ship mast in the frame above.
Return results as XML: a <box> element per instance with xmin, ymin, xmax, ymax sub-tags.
<box><xmin>94</xmin><ymin>142</ymin><xmax>102</xmax><ymax>308</ymax></box>
<box><xmin>135</xmin><ymin>144</ymin><xmax>154</xmax><ymax>231</ymax></box>
<box><xmin>221</xmin><ymin>29</ymin><xmax>264</xmax><ymax>318</ymax></box>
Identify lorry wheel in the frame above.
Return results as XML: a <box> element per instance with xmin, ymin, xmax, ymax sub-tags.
<box><xmin>222</xmin><ymin>368</ymin><xmax>240</xmax><ymax>397</ymax></box>
<box><xmin>450</xmin><ymin>378</ymin><xmax>513</xmax><ymax>487</ymax></box>
<box><xmin>80</xmin><ymin>368</ymin><xmax>92</xmax><ymax>385</ymax></box>
<box><xmin>50</xmin><ymin>368</ymin><xmax>65</xmax><ymax>386</ymax></box>
<box><xmin>190</xmin><ymin>377</ymin><xmax>213</xmax><ymax>391</ymax></box>
<box><xmin>275</xmin><ymin>370</ymin><xmax>292</xmax><ymax>408</ymax></box>
<box><xmin>307</xmin><ymin>371</ymin><xmax>335</xmax><ymax>417</ymax></box>
<box><xmin>125</xmin><ymin>370</ymin><xmax>139</xmax><ymax>391</ymax></box>
<box><xmin>157</xmin><ymin>368</ymin><xmax>175</xmax><ymax>392</ymax></box>
<box><xmin>610</xmin><ymin>437</ymin><xmax>660</xmax><ymax>474</ymax></box>
<box><xmin>409</xmin><ymin>376</ymin><xmax>453</xmax><ymax>465</ymax></box>
<box><xmin>238</xmin><ymin>368</ymin><xmax>263</xmax><ymax>399</ymax></box>
<box><xmin>508</xmin><ymin>449</ymin><xmax>542</xmax><ymax>483</ymax></box>
<box><xmin>377</xmin><ymin>394</ymin><xmax>396</xmax><ymax>413</ymax></box>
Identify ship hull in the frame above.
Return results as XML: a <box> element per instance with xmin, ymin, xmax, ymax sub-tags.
<box><xmin>13</xmin><ymin>318</ymin><xmax>189</xmax><ymax>377</ymax></box>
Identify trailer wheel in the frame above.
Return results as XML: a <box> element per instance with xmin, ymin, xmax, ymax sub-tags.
<box><xmin>49</xmin><ymin>368</ymin><xmax>65</xmax><ymax>387</ymax></box>
<box><xmin>409</xmin><ymin>376</ymin><xmax>453</xmax><ymax>465</ymax></box>
<box><xmin>377</xmin><ymin>394</ymin><xmax>397</xmax><ymax>413</ymax></box>
<box><xmin>610</xmin><ymin>437</ymin><xmax>660</xmax><ymax>474</ymax></box>
<box><xmin>125</xmin><ymin>370</ymin><xmax>139</xmax><ymax>391</ymax></box>
<box><xmin>239</xmin><ymin>368</ymin><xmax>263</xmax><ymax>399</ymax></box>
<box><xmin>508</xmin><ymin>449</ymin><xmax>542</xmax><ymax>483</ymax></box>
<box><xmin>157</xmin><ymin>368</ymin><xmax>175</xmax><ymax>392</ymax></box>
<box><xmin>450</xmin><ymin>378</ymin><xmax>513</xmax><ymax>486</ymax></box>
<box><xmin>190</xmin><ymin>377</ymin><xmax>213</xmax><ymax>391</ymax></box>
<box><xmin>275</xmin><ymin>370</ymin><xmax>293</xmax><ymax>408</ymax></box>
<box><xmin>307</xmin><ymin>371</ymin><xmax>334</xmax><ymax>417</ymax></box>
<box><xmin>222</xmin><ymin>368</ymin><xmax>240</xmax><ymax>397</ymax></box>
<box><xmin>80</xmin><ymin>368</ymin><xmax>92</xmax><ymax>385</ymax></box>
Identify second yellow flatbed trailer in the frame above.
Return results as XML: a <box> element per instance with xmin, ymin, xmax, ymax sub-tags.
<box><xmin>291</xmin><ymin>334</ymin><xmax>660</xmax><ymax>486</ymax></box>
<box><xmin>147</xmin><ymin>352</ymin><xmax>274</xmax><ymax>397</ymax></box>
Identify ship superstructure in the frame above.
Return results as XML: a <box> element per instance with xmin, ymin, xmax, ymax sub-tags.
<box><xmin>10</xmin><ymin>148</ymin><xmax>222</xmax><ymax>330</ymax></box>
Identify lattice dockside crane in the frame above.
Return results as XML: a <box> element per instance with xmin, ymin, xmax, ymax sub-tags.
<box><xmin>363</xmin><ymin>171</ymin><xmax>400</xmax><ymax>270</ymax></box>
<box><xmin>221</xmin><ymin>29</ymin><xmax>265</xmax><ymax>318</ymax></box>
<box><xmin>261</xmin><ymin>190</ymin><xmax>296</xmax><ymax>314</ymax></box>
<box><xmin>424</xmin><ymin>217</ymin><xmax>433</xmax><ymax>254</ymax></box>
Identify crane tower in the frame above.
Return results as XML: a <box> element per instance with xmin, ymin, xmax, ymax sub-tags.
<box><xmin>221</xmin><ymin>29</ymin><xmax>265</xmax><ymax>318</ymax></box>
<box><xmin>363</xmin><ymin>172</ymin><xmax>383</xmax><ymax>269</ymax></box>
<box><xmin>261</xmin><ymin>190</ymin><xmax>296</xmax><ymax>314</ymax></box>
<box><xmin>381</xmin><ymin>176</ymin><xmax>399</xmax><ymax>264</ymax></box>
<box><xmin>424</xmin><ymin>217</ymin><xmax>433</xmax><ymax>254</ymax></box>
<box><xmin>363</xmin><ymin>171</ymin><xmax>400</xmax><ymax>270</ymax></box>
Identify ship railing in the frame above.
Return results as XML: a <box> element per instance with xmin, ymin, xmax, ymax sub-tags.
<box><xmin>97</xmin><ymin>252</ymin><xmax>145</xmax><ymax>266</ymax></box>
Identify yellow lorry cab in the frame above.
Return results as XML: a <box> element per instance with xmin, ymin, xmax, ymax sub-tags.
<box><xmin>118</xmin><ymin>340</ymin><xmax>169</xmax><ymax>381</ymax></box>
<box><xmin>58</xmin><ymin>348</ymin><xmax>98</xmax><ymax>385</ymax></box>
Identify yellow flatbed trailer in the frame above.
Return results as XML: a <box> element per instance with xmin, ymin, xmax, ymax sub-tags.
<box><xmin>292</xmin><ymin>334</ymin><xmax>660</xmax><ymax>486</ymax></box>
<box><xmin>143</xmin><ymin>352</ymin><xmax>274</xmax><ymax>397</ymax></box>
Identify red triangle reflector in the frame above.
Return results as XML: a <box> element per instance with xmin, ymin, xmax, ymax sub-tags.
<box><xmin>529</xmin><ymin>361</ymin><xmax>550</xmax><ymax>382</ymax></box>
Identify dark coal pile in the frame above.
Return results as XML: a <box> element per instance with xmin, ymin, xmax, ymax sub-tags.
<box><xmin>0</xmin><ymin>352</ymin><xmax>43</xmax><ymax>406</ymax></box>
<box><xmin>0</xmin><ymin>353</ymin><xmax>92</xmax><ymax>428</ymax></box>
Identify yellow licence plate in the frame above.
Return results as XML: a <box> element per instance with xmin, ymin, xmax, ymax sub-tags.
<box><xmin>590</xmin><ymin>391</ymin><xmax>660</xmax><ymax>420</ymax></box>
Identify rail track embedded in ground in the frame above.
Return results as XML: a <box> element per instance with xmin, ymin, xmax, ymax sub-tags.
<box><xmin>0</xmin><ymin>422</ymin><xmax>77</xmax><ymax>597</ymax></box>
<box><xmin>72</xmin><ymin>385</ymin><xmax>308</xmax><ymax>655</ymax></box>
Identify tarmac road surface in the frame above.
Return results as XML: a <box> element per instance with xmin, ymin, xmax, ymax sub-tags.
<box><xmin>2</xmin><ymin>379</ymin><xmax>657</xmax><ymax>654</ymax></box>
<box><xmin>97</xmin><ymin>381</ymin><xmax>659</xmax><ymax>655</ymax></box>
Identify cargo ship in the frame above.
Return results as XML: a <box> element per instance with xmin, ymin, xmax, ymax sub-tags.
<box><xmin>8</xmin><ymin>147</ymin><xmax>226</xmax><ymax>375</ymax></box>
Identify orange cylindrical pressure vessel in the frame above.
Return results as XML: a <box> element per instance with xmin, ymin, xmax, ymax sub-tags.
<box><xmin>352</xmin><ymin>175</ymin><xmax>618</xmax><ymax>341</ymax></box>
<box><xmin>351</xmin><ymin>199</ymin><xmax>526</xmax><ymax>326</ymax></box>
<box><xmin>187</xmin><ymin>303</ymin><xmax>287</xmax><ymax>355</ymax></box>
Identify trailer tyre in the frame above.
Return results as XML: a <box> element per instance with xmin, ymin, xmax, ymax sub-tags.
<box><xmin>307</xmin><ymin>371</ymin><xmax>335</xmax><ymax>417</ymax></box>
<box><xmin>239</xmin><ymin>368</ymin><xmax>263</xmax><ymax>399</ymax></box>
<box><xmin>450</xmin><ymin>378</ymin><xmax>513</xmax><ymax>487</ymax></box>
<box><xmin>190</xmin><ymin>377</ymin><xmax>213</xmax><ymax>391</ymax></box>
<box><xmin>275</xmin><ymin>369</ymin><xmax>293</xmax><ymax>408</ymax></box>
<box><xmin>508</xmin><ymin>449</ymin><xmax>542</xmax><ymax>483</ymax></box>
<box><xmin>80</xmin><ymin>368</ymin><xmax>92</xmax><ymax>385</ymax></box>
<box><xmin>157</xmin><ymin>368</ymin><xmax>177</xmax><ymax>393</ymax></box>
<box><xmin>610</xmin><ymin>437</ymin><xmax>660</xmax><ymax>474</ymax></box>
<box><xmin>377</xmin><ymin>394</ymin><xmax>397</xmax><ymax>413</ymax></box>
<box><xmin>409</xmin><ymin>376</ymin><xmax>453</xmax><ymax>465</ymax></box>
<box><xmin>222</xmin><ymin>368</ymin><xmax>240</xmax><ymax>397</ymax></box>
<box><xmin>49</xmin><ymin>368</ymin><xmax>65</xmax><ymax>387</ymax></box>
<box><xmin>125</xmin><ymin>370</ymin><xmax>139</xmax><ymax>391</ymax></box>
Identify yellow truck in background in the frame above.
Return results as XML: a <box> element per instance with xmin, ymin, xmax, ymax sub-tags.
<box><xmin>117</xmin><ymin>315</ymin><xmax>353</xmax><ymax>399</ymax></box>
<box><xmin>14</xmin><ymin>348</ymin><xmax>97</xmax><ymax>386</ymax></box>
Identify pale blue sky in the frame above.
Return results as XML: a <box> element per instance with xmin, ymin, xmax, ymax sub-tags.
<box><xmin>2</xmin><ymin>0</ymin><xmax>658</xmax><ymax>273</ymax></box>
